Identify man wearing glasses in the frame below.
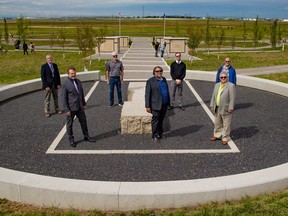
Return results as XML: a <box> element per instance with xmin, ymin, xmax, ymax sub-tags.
<box><xmin>106</xmin><ymin>52</ymin><xmax>124</xmax><ymax>107</ymax></box>
<box><xmin>216</xmin><ymin>57</ymin><xmax>237</xmax><ymax>85</ymax></box>
<box><xmin>210</xmin><ymin>71</ymin><xmax>236</xmax><ymax>145</ymax></box>
<box><xmin>169</xmin><ymin>52</ymin><xmax>186</xmax><ymax>110</ymax></box>
<box><xmin>145</xmin><ymin>66</ymin><xmax>170</xmax><ymax>141</ymax></box>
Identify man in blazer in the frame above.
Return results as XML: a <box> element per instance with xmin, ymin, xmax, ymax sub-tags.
<box><xmin>61</xmin><ymin>66</ymin><xmax>95</xmax><ymax>148</ymax></box>
<box><xmin>41</xmin><ymin>54</ymin><xmax>62</xmax><ymax>117</ymax></box>
<box><xmin>145</xmin><ymin>66</ymin><xmax>170</xmax><ymax>141</ymax></box>
<box><xmin>210</xmin><ymin>71</ymin><xmax>236</xmax><ymax>145</ymax></box>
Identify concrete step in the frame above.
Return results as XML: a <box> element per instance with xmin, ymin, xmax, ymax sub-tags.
<box><xmin>124</xmin><ymin>71</ymin><xmax>171</xmax><ymax>80</ymax></box>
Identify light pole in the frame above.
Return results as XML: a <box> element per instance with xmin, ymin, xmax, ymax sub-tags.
<box><xmin>119</xmin><ymin>12</ymin><xmax>121</xmax><ymax>36</ymax></box>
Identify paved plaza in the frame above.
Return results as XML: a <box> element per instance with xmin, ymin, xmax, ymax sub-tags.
<box><xmin>0</xmin><ymin>37</ymin><xmax>287</xmax><ymax>210</ymax></box>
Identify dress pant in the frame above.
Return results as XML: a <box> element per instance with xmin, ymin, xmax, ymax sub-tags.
<box><xmin>109</xmin><ymin>76</ymin><xmax>123</xmax><ymax>105</ymax></box>
<box><xmin>66</xmin><ymin>109</ymin><xmax>89</xmax><ymax>140</ymax></box>
<box><xmin>151</xmin><ymin>103</ymin><xmax>168</xmax><ymax>138</ymax></box>
<box><xmin>214</xmin><ymin>108</ymin><xmax>232</xmax><ymax>141</ymax></box>
<box><xmin>44</xmin><ymin>87</ymin><xmax>59</xmax><ymax>113</ymax></box>
<box><xmin>170</xmin><ymin>79</ymin><xmax>183</xmax><ymax>107</ymax></box>
<box><xmin>155</xmin><ymin>49</ymin><xmax>158</xmax><ymax>57</ymax></box>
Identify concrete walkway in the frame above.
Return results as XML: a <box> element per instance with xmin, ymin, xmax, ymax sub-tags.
<box><xmin>121</xmin><ymin>37</ymin><xmax>169</xmax><ymax>80</ymax></box>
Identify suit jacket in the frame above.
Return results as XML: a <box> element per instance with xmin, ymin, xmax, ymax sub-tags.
<box><xmin>61</xmin><ymin>78</ymin><xmax>86</xmax><ymax>112</ymax></box>
<box><xmin>145</xmin><ymin>76</ymin><xmax>170</xmax><ymax>111</ymax></box>
<box><xmin>41</xmin><ymin>63</ymin><xmax>61</xmax><ymax>89</ymax></box>
<box><xmin>210</xmin><ymin>82</ymin><xmax>236</xmax><ymax>115</ymax></box>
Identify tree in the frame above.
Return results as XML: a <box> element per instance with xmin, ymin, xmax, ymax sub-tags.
<box><xmin>16</xmin><ymin>15</ymin><xmax>31</xmax><ymax>41</ymax></box>
<box><xmin>205</xmin><ymin>17</ymin><xmax>213</xmax><ymax>55</ymax></box>
<box><xmin>253</xmin><ymin>15</ymin><xmax>261</xmax><ymax>49</ymax></box>
<box><xmin>270</xmin><ymin>20</ymin><xmax>278</xmax><ymax>49</ymax></box>
<box><xmin>215</xmin><ymin>27</ymin><xmax>225</xmax><ymax>59</ymax></box>
<box><xmin>242</xmin><ymin>20</ymin><xmax>247</xmax><ymax>47</ymax></box>
<box><xmin>49</xmin><ymin>23</ymin><xmax>56</xmax><ymax>50</ymax></box>
<box><xmin>94</xmin><ymin>28</ymin><xmax>107</xmax><ymax>60</ymax></box>
<box><xmin>75</xmin><ymin>24</ymin><xmax>96</xmax><ymax>66</ymax></box>
<box><xmin>4</xmin><ymin>18</ymin><xmax>9</xmax><ymax>45</ymax></box>
<box><xmin>186</xmin><ymin>27</ymin><xmax>203</xmax><ymax>59</ymax></box>
<box><xmin>57</xmin><ymin>28</ymin><xmax>67</xmax><ymax>58</ymax></box>
<box><xmin>277</xmin><ymin>24</ymin><xmax>282</xmax><ymax>46</ymax></box>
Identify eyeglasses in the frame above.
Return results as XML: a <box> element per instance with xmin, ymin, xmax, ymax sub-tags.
<box><xmin>175</xmin><ymin>55</ymin><xmax>181</xmax><ymax>57</ymax></box>
<box><xmin>225</xmin><ymin>61</ymin><xmax>230</xmax><ymax>62</ymax></box>
<box><xmin>155</xmin><ymin>70</ymin><xmax>163</xmax><ymax>73</ymax></box>
<box><xmin>220</xmin><ymin>76</ymin><xmax>227</xmax><ymax>79</ymax></box>
<box><xmin>113</xmin><ymin>55</ymin><xmax>117</xmax><ymax>57</ymax></box>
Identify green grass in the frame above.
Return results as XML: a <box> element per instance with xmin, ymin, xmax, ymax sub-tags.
<box><xmin>165</xmin><ymin>49</ymin><xmax>288</xmax><ymax>71</ymax></box>
<box><xmin>255</xmin><ymin>72</ymin><xmax>288</xmax><ymax>83</ymax></box>
<box><xmin>0</xmin><ymin>51</ymin><xmax>107</xmax><ymax>84</ymax></box>
<box><xmin>0</xmin><ymin>189</ymin><xmax>287</xmax><ymax>215</ymax></box>
<box><xmin>1</xmin><ymin>18</ymin><xmax>288</xmax><ymax>39</ymax></box>
<box><xmin>2</xmin><ymin>48</ymin><xmax>288</xmax><ymax>84</ymax></box>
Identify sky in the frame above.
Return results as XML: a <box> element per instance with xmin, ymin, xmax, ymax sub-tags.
<box><xmin>1</xmin><ymin>0</ymin><xmax>288</xmax><ymax>19</ymax></box>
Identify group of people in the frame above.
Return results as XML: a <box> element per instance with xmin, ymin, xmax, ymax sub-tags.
<box><xmin>145</xmin><ymin>56</ymin><xmax>236</xmax><ymax>145</ymax></box>
<box><xmin>40</xmin><ymin>51</ymin><xmax>236</xmax><ymax>148</ymax></box>
<box><xmin>22</xmin><ymin>41</ymin><xmax>35</xmax><ymax>55</ymax></box>
<box><xmin>40</xmin><ymin>52</ymin><xmax>125</xmax><ymax>148</ymax></box>
<box><xmin>154</xmin><ymin>41</ymin><xmax>167</xmax><ymax>58</ymax></box>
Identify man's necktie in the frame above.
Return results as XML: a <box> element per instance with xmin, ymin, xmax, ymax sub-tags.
<box><xmin>73</xmin><ymin>80</ymin><xmax>79</xmax><ymax>92</ymax></box>
<box><xmin>49</xmin><ymin>64</ymin><xmax>54</xmax><ymax>77</ymax></box>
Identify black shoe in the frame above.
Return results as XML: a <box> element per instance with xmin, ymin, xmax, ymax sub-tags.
<box><xmin>168</xmin><ymin>106</ymin><xmax>174</xmax><ymax>110</ymax></box>
<box><xmin>109</xmin><ymin>104</ymin><xmax>114</xmax><ymax>108</ymax></box>
<box><xmin>84</xmin><ymin>137</ymin><xmax>96</xmax><ymax>142</ymax></box>
<box><xmin>179</xmin><ymin>106</ymin><xmax>185</xmax><ymax>111</ymax></box>
<box><xmin>70</xmin><ymin>139</ymin><xmax>76</xmax><ymax>148</ymax></box>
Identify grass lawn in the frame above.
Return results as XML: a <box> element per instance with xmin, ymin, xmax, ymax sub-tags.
<box><xmin>255</xmin><ymin>72</ymin><xmax>288</xmax><ymax>83</ymax></box>
<box><xmin>0</xmin><ymin>51</ymin><xmax>107</xmax><ymax>84</ymax></box>
<box><xmin>167</xmin><ymin>49</ymin><xmax>288</xmax><ymax>71</ymax></box>
<box><xmin>1</xmin><ymin>48</ymin><xmax>288</xmax><ymax>84</ymax></box>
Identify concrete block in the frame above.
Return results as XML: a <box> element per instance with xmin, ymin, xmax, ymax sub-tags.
<box><xmin>121</xmin><ymin>82</ymin><xmax>152</xmax><ymax>134</ymax></box>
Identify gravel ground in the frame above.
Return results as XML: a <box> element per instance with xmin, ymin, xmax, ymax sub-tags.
<box><xmin>0</xmin><ymin>80</ymin><xmax>287</xmax><ymax>181</ymax></box>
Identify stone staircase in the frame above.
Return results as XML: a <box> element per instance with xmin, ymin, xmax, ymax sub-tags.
<box><xmin>121</xmin><ymin>37</ymin><xmax>170</xmax><ymax>80</ymax></box>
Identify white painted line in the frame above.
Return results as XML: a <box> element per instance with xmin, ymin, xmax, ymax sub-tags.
<box><xmin>185</xmin><ymin>80</ymin><xmax>240</xmax><ymax>153</ymax></box>
<box><xmin>46</xmin><ymin>81</ymin><xmax>100</xmax><ymax>154</ymax></box>
<box><xmin>47</xmin><ymin>149</ymin><xmax>239</xmax><ymax>155</ymax></box>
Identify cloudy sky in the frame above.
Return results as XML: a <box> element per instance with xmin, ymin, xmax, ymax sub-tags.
<box><xmin>1</xmin><ymin>0</ymin><xmax>288</xmax><ymax>19</ymax></box>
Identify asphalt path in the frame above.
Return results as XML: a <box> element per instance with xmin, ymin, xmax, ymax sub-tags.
<box><xmin>0</xmin><ymin>80</ymin><xmax>287</xmax><ymax>181</ymax></box>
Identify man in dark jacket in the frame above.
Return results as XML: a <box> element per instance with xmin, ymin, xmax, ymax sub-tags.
<box><xmin>41</xmin><ymin>54</ymin><xmax>62</xmax><ymax>117</ymax></box>
<box><xmin>145</xmin><ymin>66</ymin><xmax>170</xmax><ymax>141</ymax></box>
<box><xmin>61</xmin><ymin>66</ymin><xmax>95</xmax><ymax>147</ymax></box>
<box><xmin>169</xmin><ymin>52</ymin><xmax>186</xmax><ymax>110</ymax></box>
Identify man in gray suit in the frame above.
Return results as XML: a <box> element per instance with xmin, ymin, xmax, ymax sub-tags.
<box><xmin>210</xmin><ymin>71</ymin><xmax>236</xmax><ymax>145</ymax></box>
<box><xmin>61</xmin><ymin>66</ymin><xmax>95</xmax><ymax>148</ymax></box>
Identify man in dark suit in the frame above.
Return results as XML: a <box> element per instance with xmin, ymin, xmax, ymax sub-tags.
<box><xmin>145</xmin><ymin>66</ymin><xmax>170</xmax><ymax>141</ymax></box>
<box><xmin>61</xmin><ymin>66</ymin><xmax>96</xmax><ymax>148</ymax></box>
<box><xmin>169</xmin><ymin>52</ymin><xmax>186</xmax><ymax>110</ymax></box>
<box><xmin>41</xmin><ymin>54</ymin><xmax>62</xmax><ymax>117</ymax></box>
